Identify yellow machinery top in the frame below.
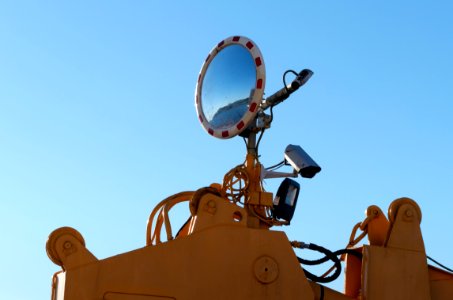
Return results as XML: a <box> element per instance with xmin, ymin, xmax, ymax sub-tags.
<box><xmin>46</xmin><ymin>36</ymin><xmax>453</xmax><ymax>300</ymax></box>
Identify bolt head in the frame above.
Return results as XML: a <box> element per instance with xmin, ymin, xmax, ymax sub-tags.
<box><xmin>64</xmin><ymin>241</ymin><xmax>72</xmax><ymax>249</ymax></box>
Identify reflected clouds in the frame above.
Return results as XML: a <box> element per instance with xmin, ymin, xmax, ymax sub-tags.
<box><xmin>201</xmin><ymin>45</ymin><xmax>256</xmax><ymax>130</ymax></box>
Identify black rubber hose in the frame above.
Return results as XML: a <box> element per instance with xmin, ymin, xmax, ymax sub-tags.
<box><xmin>300</xmin><ymin>258</ymin><xmax>342</xmax><ymax>283</ymax></box>
<box><xmin>293</xmin><ymin>241</ymin><xmax>363</xmax><ymax>283</ymax></box>
<box><xmin>298</xmin><ymin>248</ymin><xmax>362</xmax><ymax>265</ymax></box>
<box><xmin>297</xmin><ymin>243</ymin><xmax>342</xmax><ymax>283</ymax></box>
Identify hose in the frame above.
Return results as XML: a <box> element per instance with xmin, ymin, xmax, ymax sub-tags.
<box><xmin>292</xmin><ymin>241</ymin><xmax>362</xmax><ymax>284</ymax></box>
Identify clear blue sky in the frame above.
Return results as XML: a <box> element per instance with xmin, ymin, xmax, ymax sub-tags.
<box><xmin>1</xmin><ymin>1</ymin><xmax>452</xmax><ymax>298</ymax></box>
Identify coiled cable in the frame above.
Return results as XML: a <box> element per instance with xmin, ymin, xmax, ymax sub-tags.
<box><xmin>291</xmin><ymin>241</ymin><xmax>362</xmax><ymax>284</ymax></box>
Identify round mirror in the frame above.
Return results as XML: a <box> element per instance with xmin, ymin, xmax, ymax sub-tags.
<box><xmin>195</xmin><ymin>36</ymin><xmax>265</xmax><ymax>139</ymax></box>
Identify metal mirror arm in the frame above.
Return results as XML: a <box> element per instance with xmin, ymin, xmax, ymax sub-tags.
<box><xmin>261</xmin><ymin>69</ymin><xmax>313</xmax><ymax>110</ymax></box>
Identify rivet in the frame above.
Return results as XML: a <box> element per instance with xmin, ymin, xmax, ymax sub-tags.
<box><xmin>64</xmin><ymin>241</ymin><xmax>72</xmax><ymax>249</ymax></box>
<box><xmin>405</xmin><ymin>209</ymin><xmax>413</xmax><ymax>217</ymax></box>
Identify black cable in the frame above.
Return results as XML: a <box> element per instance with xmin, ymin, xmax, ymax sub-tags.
<box><xmin>293</xmin><ymin>242</ymin><xmax>363</xmax><ymax>284</ymax></box>
<box><xmin>336</xmin><ymin>248</ymin><xmax>363</xmax><ymax>259</ymax></box>
<box><xmin>266</xmin><ymin>160</ymin><xmax>285</xmax><ymax>171</ymax></box>
<box><xmin>320</xmin><ymin>285</ymin><xmax>324</xmax><ymax>300</ymax></box>
<box><xmin>427</xmin><ymin>255</ymin><xmax>453</xmax><ymax>273</ymax></box>
<box><xmin>299</xmin><ymin>248</ymin><xmax>362</xmax><ymax>265</ymax></box>
<box><xmin>298</xmin><ymin>257</ymin><xmax>341</xmax><ymax>284</ymax></box>
<box><xmin>283</xmin><ymin>70</ymin><xmax>298</xmax><ymax>90</ymax></box>
<box><xmin>242</xmin><ymin>137</ymin><xmax>247</xmax><ymax>148</ymax></box>
<box><xmin>269</xmin><ymin>104</ymin><xmax>274</xmax><ymax>123</ymax></box>
<box><xmin>255</xmin><ymin>129</ymin><xmax>265</xmax><ymax>155</ymax></box>
<box><xmin>296</xmin><ymin>243</ymin><xmax>342</xmax><ymax>283</ymax></box>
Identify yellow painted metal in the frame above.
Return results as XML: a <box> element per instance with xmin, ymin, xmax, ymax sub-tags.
<box><xmin>51</xmin><ymin>271</ymin><xmax>66</xmax><ymax>300</ymax></box>
<box><xmin>244</xmin><ymin>153</ymin><xmax>262</xmax><ymax>195</ymax></box>
<box><xmin>309</xmin><ymin>281</ymin><xmax>354</xmax><ymax>300</ymax></box>
<box><xmin>342</xmin><ymin>197</ymin><xmax>453</xmax><ymax>300</ymax></box>
<box><xmin>104</xmin><ymin>293</ymin><xmax>175</xmax><ymax>299</ymax></box>
<box><xmin>386</xmin><ymin>198</ymin><xmax>423</xmax><ymax>251</ymax></box>
<box><xmin>48</xmin><ymin>186</ymin><xmax>453</xmax><ymax>299</ymax></box>
<box><xmin>146</xmin><ymin>192</ymin><xmax>195</xmax><ymax>246</ymax></box>
<box><xmin>344</xmin><ymin>247</ymin><xmax>363</xmax><ymax>298</ymax></box>
<box><xmin>364</xmin><ymin>205</ymin><xmax>389</xmax><ymax>247</ymax></box>
<box><xmin>48</xmin><ymin>192</ymin><xmax>314</xmax><ymax>299</ymax></box>
<box><xmin>361</xmin><ymin>198</ymin><xmax>429</xmax><ymax>300</ymax></box>
<box><xmin>46</xmin><ymin>227</ymin><xmax>97</xmax><ymax>270</ymax></box>
<box><xmin>362</xmin><ymin>245</ymin><xmax>430</xmax><ymax>300</ymax></box>
<box><xmin>429</xmin><ymin>266</ymin><xmax>453</xmax><ymax>299</ymax></box>
<box><xmin>188</xmin><ymin>193</ymin><xmax>248</xmax><ymax>234</ymax></box>
<box><xmin>248</xmin><ymin>191</ymin><xmax>274</xmax><ymax>206</ymax></box>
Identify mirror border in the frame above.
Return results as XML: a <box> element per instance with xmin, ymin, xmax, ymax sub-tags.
<box><xmin>195</xmin><ymin>36</ymin><xmax>266</xmax><ymax>139</ymax></box>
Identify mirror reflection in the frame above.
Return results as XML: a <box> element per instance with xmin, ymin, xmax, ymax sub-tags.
<box><xmin>201</xmin><ymin>45</ymin><xmax>256</xmax><ymax>130</ymax></box>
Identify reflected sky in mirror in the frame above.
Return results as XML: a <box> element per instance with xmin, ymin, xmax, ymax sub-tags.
<box><xmin>201</xmin><ymin>45</ymin><xmax>256</xmax><ymax>130</ymax></box>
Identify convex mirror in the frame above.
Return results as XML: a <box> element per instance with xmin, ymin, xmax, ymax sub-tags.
<box><xmin>195</xmin><ymin>36</ymin><xmax>266</xmax><ymax>139</ymax></box>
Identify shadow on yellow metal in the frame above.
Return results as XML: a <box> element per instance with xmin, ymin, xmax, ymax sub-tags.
<box><xmin>47</xmin><ymin>194</ymin><xmax>453</xmax><ymax>299</ymax></box>
<box><xmin>344</xmin><ymin>197</ymin><xmax>453</xmax><ymax>300</ymax></box>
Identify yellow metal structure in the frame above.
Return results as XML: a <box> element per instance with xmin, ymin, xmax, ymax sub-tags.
<box><xmin>46</xmin><ymin>35</ymin><xmax>452</xmax><ymax>300</ymax></box>
<box><xmin>47</xmin><ymin>160</ymin><xmax>453</xmax><ymax>299</ymax></box>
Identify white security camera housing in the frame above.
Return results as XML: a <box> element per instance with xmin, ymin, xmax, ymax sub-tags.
<box><xmin>284</xmin><ymin>144</ymin><xmax>321</xmax><ymax>178</ymax></box>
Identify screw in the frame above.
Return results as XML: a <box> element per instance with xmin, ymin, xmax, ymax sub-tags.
<box><xmin>405</xmin><ymin>209</ymin><xmax>413</xmax><ymax>217</ymax></box>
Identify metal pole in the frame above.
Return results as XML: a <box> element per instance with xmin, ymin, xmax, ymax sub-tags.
<box><xmin>247</xmin><ymin>131</ymin><xmax>257</xmax><ymax>157</ymax></box>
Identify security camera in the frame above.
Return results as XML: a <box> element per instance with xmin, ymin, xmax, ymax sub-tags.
<box><xmin>284</xmin><ymin>144</ymin><xmax>321</xmax><ymax>178</ymax></box>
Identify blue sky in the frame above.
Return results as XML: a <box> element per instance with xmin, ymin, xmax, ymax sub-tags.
<box><xmin>1</xmin><ymin>1</ymin><xmax>452</xmax><ymax>298</ymax></box>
